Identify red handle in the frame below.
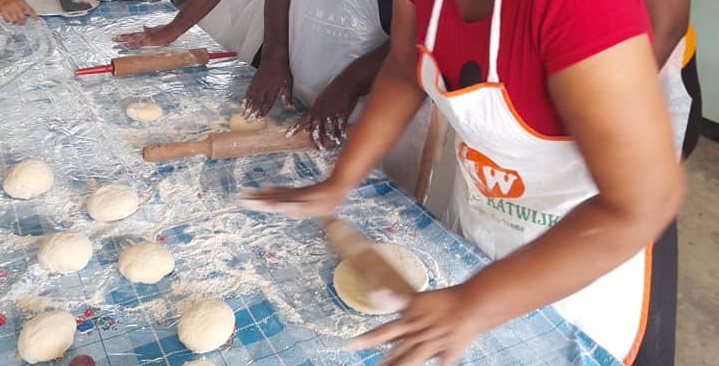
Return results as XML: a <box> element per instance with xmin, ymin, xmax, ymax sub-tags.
<box><xmin>208</xmin><ymin>51</ymin><xmax>238</xmax><ymax>60</ymax></box>
<box><xmin>75</xmin><ymin>64</ymin><xmax>114</xmax><ymax>76</ymax></box>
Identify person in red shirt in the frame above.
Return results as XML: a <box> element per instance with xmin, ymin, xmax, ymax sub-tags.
<box><xmin>246</xmin><ymin>0</ymin><xmax>683</xmax><ymax>365</ymax></box>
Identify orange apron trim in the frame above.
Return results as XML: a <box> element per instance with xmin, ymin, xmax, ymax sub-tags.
<box><xmin>415</xmin><ymin>45</ymin><xmax>571</xmax><ymax>142</ymax></box>
<box><xmin>682</xmin><ymin>24</ymin><xmax>696</xmax><ymax>68</ymax></box>
<box><xmin>623</xmin><ymin>243</ymin><xmax>654</xmax><ymax>365</ymax></box>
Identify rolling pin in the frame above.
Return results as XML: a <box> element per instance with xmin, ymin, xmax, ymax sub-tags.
<box><xmin>142</xmin><ymin>124</ymin><xmax>316</xmax><ymax>162</ymax></box>
<box><xmin>75</xmin><ymin>48</ymin><xmax>236</xmax><ymax>76</ymax></box>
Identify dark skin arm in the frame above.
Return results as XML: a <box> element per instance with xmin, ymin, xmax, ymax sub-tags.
<box><xmin>243</xmin><ymin>0</ymin><xmax>292</xmax><ymax>119</ymax></box>
<box><xmin>645</xmin><ymin>0</ymin><xmax>690</xmax><ymax>68</ymax></box>
<box><xmin>287</xmin><ymin>41</ymin><xmax>391</xmax><ymax>149</ymax></box>
<box><xmin>113</xmin><ymin>0</ymin><xmax>221</xmax><ymax>48</ymax></box>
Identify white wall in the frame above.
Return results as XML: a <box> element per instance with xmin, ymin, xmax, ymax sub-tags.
<box><xmin>692</xmin><ymin>0</ymin><xmax>719</xmax><ymax>121</ymax></box>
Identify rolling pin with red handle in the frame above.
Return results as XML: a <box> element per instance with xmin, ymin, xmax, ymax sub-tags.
<box><xmin>142</xmin><ymin>125</ymin><xmax>316</xmax><ymax>162</ymax></box>
<box><xmin>75</xmin><ymin>48</ymin><xmax>236</xmax><ymax>76</ymax></box>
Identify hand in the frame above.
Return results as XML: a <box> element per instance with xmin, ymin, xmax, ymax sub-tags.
<box><xmin>0</xmin><ymin>0</ymin><xmax>37</xmax><ymax>25</ymax></box>
<box><xmin>349</xmin><ymin>286</ymin><xmax>481</xmax><ymax>366</ymax></box>
<box><xmin>243</xmin><ymin>60</ymin><xmax>293</xmax><ymax>119</ymax></box>
<box><xmin>286</xmin><ymin>79</ymin><xmax>359</xmax><ymax>150</ymax></box>
<box><xmin>112</xmin><ymin>25</ymin><xmax>179</xmax><ymax>49</ymax></box>
<box><xmin>237</xmin><ymin>180</ymin><xmax>349</xmax><ymax>219</ymax></box>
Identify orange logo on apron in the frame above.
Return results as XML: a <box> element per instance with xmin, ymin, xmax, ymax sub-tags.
<box><xmin>457</xmin><ymin>142</ymin><xmax>525</xmax><ymax>198</ymax></box>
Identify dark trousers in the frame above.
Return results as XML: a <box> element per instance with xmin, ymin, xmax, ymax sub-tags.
<box><xmin>634</xmin><ymin>220</ymin><xmax>678</xmax><ymax>366</ymax></box>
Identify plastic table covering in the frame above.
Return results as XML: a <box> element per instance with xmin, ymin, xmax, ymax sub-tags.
<box><xmin>0</xmin><ymin>2</ymin><xmax>623</xmax><ymax>366</ymax></box>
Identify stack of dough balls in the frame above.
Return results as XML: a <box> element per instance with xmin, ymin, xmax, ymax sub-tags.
<box><xmin>86</xmin><ymin>184</ymin><xmax>139</xmax><ymax>222</ymax></box>
<box><xmin>17</xmin><ymin>311</ymin><xmax>76</xmax><ymax>364</ymax></box>
<box><xmin>38</xmin><ymin>232</ymin><xmax>93</xmax><ymax>274</ymax></box>
<box><xmin>178</xmin><ymin>300</ymin><xmax>235</xmax><ymax>353</ymax></box>
<box><xmin>118</xmin><ymin>242</ymin><xmax>175</xmax><ymax>284</ymax></box>
<box><xmin>3</xmin><ymin>159</ymin><xmax>54</xmax><ymax>199</ymax></box>
<box><xmin>126</xmin><ymin>102</ymin><xmax>164</xmax><ymax>122</ymax></box>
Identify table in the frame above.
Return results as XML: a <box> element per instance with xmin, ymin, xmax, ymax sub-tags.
<box><xmin>0</xmin><ymin>2</ymin><xmax>622</xmax><ymax>365</ymax></box>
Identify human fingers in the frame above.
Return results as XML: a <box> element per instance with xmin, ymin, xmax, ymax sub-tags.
<box><xmin>348</xmin><ymin>318</ymin><xmax>415</xmax><ymax>351</ymax></box>
<box><xmin>310</xmin><ymin>119</ymin><xmax>326</xmax><ymax>151</ymax></box>
<box><xmin>257</xmin><ymin>89</ymin><xmax>277</xmax><ymax>118</ymax></box>
<box><xmin>378</xmin><ymin>324</ymin><xmax>448</xmax><ymax>366</ymax></box>
<box><xmin>10</xmin><ymin>8</ymin><xmax>25</xmax><ymax>25</ymax></box>
<box><xmin>21</xmin><ymin>2</ymin><xmax>37</xmax><ymax>20</ymax></box>
<box><xmin>438</xmin><ymin>347</ymin><xmax>464</xmax><ymax>366</ymax></box>
<box><xmin>286</xmin><ymin>113</ymin><xmax>312</xmax><ymax>138</ymax></box>
<box><xmin>280</xmin><ymin>83</ymin><xmax>294</xmax><ymax>109</ymax></box>
<box><xmin>379</xmin><ymin>338</ymin><xmax>447</xmax><ymax>366</ymax></box>
<box><xmin>323</xmin><ymin>117</ymin><xmax>342</xmax><ymax>147</ymax></box>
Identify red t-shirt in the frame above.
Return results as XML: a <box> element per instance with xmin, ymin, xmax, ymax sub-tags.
<box><xmin>411</xmin><ymin>0</ymin><xmax>652</xmax><ymax>136</ymax></box>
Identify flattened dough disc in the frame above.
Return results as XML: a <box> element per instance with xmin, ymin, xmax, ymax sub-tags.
<box><xmin>333</xmin><ymin>243</ymin><xmax>428</xmax><ymax>315</ymax></box>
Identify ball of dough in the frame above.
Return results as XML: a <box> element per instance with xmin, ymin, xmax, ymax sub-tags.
<box><xmin>3</xmin><ymin>159</ymin><xmax>54</xmax><ymax>199</ymax></box>
<box><xmin>333</xmin><ymin>244</ymin><xmax>428</xmax><ymax>315</ymax></box>
<box><xmin>183</xmin><ymin>361</ymin><xmax>216</xmax><ymax>366</ymax></box>
<box><xmin>38</xmin><ymin>232</ymin><xmax>93</xmax><ymax>274</ymax></box>
<box><xmin>18</xmin><ymin>311</ymin><xmax>76</xmax><ymax>364</ymax></box>
<box><xmin>126</xmin><ymin>102</ymin><xmax>164</xmax><ymax>122</ymax></box>
<box><xmin>229</xmin><ymin>113</ymin><xmax>268</xmax><ymax>132</ymax></box>
<box><xmin>178</xmin><ymin>300</ymin><xmax>235</xmax><ymax>353</ymax></box>
<box><xmin>86</xmin><ymin>185</ymin><xmax>139</xmax><ymax>222</ymax></box>
<box><xmin>118</xmin><ymin>243</ymin><xmax>174</xmax><ymax>284</ymax></box>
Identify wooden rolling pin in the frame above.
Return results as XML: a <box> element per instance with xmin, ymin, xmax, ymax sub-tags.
<box><xmin>143</xmin><ymin>123</ymin><xmax>316</xmax><ymax>162</ymax></box>
<box><xmin>75</xmin><ymin>48</ymin><xmax>236</xmax><ymax>77</ymax></box>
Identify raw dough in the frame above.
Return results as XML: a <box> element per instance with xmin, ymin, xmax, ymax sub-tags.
<box><xmin>183</xmin><ymin>361</ymin><xmax>216</xmax><ymax>366</ymax></box>
<box><xmin>229</xmin><ymin>113</ymin><xmax>268</xmax><ymax>131</ymax></box>
<box><xmin>38</xmin><ymin>232</ymin><xmax>93</xmax><ymax>274</ymax></box>
<box><xmin>118</xmin><ymin>243</ymin><xmax>175</xmax><ymax>284</ymax></box>
<box><xmin>17</xmin><ymin>311</ymin><xmax>76</xmax><ymax>364</ymax></box>
<box><xmin>333</xmin><ymin>243</ymin><xmax>428</xmax><ymax>315</ymax></box>
<box><xmin>126</xmin><ymin>102</ymin><xmax>164</xmax><ymax>122</ymax></box>
<box><xmin>178</xmin><ymin>300</ymin><xmax>235</xmax><ymax>353</ymax></box>
<box><xmin>86</xmin><ymin>184</ymin><xmax>139</xmax><ymax>222</ymax></box>
<box><xmin>3</xmin><ymin>159</ymin><xmax>54</xmax><ymax>199</ymax></box>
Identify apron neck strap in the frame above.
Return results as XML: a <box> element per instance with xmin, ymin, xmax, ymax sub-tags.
<box><xmin>423</xmin><ymin>0</ymin><xmax>503</xmax><ymax>83</ymax></box>
<box><xmin>487</xmin><ymin>0</ymin><xmax>502</xmax><ymax>83</ymax></box>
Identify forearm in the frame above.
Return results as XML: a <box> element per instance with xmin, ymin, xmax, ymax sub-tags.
<box><xmin>333</xmin><ymin>41</ymin><xmax>391</xmax><ymax>98</ymax></box>
<box><xmin>167</xmin><ymin>0</ymin><xmax>221</xmax><ymax>36</ymax></box>
<box><xmin>645</xmin><ymin>0</ymin><xmax>690</xmax><ymax>68</ymax></box>
<box><xmin>261</xmin><ymin>0</ymin><xmax>291</xmax><ymax>65</ymax></box>
<box><xmin>328</xmin><ymin>54</ymin><xmax>427</xmax><ymax>188</ymax></box>
<box><xmin>461</xmin><ymin>187</ymin><xmax>683</xmax><ymax>330</ymax></box>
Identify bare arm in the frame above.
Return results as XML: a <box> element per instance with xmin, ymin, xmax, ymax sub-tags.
<box><xmin>288</xmin><ymin>41</ymin><xmax>391</xmax><ymax>148</ymax></box>
<box><xmin>242</xmin><ymin>0</ymin><xmax>425</xmax><ymax>217</ymax></box>
<box><xmin>113</xmin><ymin>0</ymin><xmax>220</xmax><ymax>48</ymax></box>
<box><xmin>645</xmin><ymin>0</ymin><xmax>690</xmax><ymax>68</ymax></box>
<box><xmin>352</xmin><ymin>34</ymin><xmax>684</xmax><ymax>366</ymax></box>
<box><xmin>243</xmin><ymin>0</ymin><xmax>293</xmax><ymax>118</ymax></box>
<box><xmin>328</xmin><ymin>0</ymin><xmax>426</xmax><ymax>187</ymax></box>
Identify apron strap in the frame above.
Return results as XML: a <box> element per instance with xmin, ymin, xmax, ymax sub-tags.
<box><xmin>424</xmin><ymin>0</ymin><xmax>445</xmax><ymax>51</ymax></box>
<box><xmin>487</xmin><ymin>0</ymin><xmax>502</xmax><ymax>83</ymax></box>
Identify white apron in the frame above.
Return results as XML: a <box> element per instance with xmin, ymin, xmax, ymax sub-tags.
<box><xmin>419</xmin><ymin>0</ymin><xmax>651</xmax><ymax>363</ymax></box>
<box><xmin>659</xmin><ymin>33</ymin><xmax>693</xmax><ymax>159</ymax></box>
<box><xmin>197</xmin><ymin>0</ymin><xmax>264</xmax><ymax>64</ymax></box>
<box><xmin>288</xmin><ymin>0</ymin><xmax>433</xmax><ymax>194</ymax></box>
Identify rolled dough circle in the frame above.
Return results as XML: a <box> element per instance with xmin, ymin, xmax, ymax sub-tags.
<box><xmin>18</xmin><ymin>311</ymin><xmax>76</xmax><ymax>364</ymax></box>
<box><xmin>333</xmin><ymin>244</ymin><xmax>428</xmax><ymax>315</ymax></box>
<box><xmin>229</xmin><ymin>113</ymin><xmax>268</xmax><ymax>131</ymax></box>
<box><xmin>3</xmin><ymin>159</ymin><xmax>54</xmax><ymax>199</ymax></box>
<box><xmin>178</xmin><ymin>300</ymin><xmax>235</xmax><ymax>353</ymax></box>
<box><xmin>183</xmin><ymin>361</ymin><xmax>216</xmax><ymax>366</ymax></box>
<box><xmin>86</xmin><ymin>185</ymin><xmax>139</xmax><ymax>222</ymax></box>
<box><xmin>38</xmin><ymin>232</ymin><xmax>93</xmax><ymax>274</ymax></box>
<box><xmin>126</xmin><ymin>102</ymin><xmax>164</xmax><ymax>122</ymax></box>
<box><xmin>118</xmin><ymin>243</ymin><xmax>174</xmax><ymax>284</ymax></box>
